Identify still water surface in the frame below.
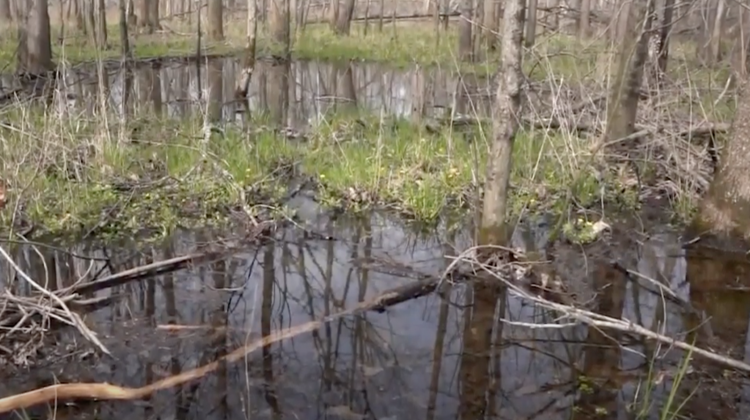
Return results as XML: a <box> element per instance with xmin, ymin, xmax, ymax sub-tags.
<box><xmin>0</xmin><ymin>194</ymin><xmax>749</xmax><ymax>420</ymax></box>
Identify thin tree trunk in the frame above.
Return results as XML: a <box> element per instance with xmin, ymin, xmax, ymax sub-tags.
<box><xmin>17</xmin><ymin>0</ymin><xmax>53</xmax><ymax>75</ymax></box>
<box><xmin>234</xmin><ymin>0</ymin><xmax>257</xmax><ymax>98</ymax></box>
<box><xmin>96</xmin><ymin>0</ymin><xmax>108</xmax><ymax>48</ymax></box>
<box><xmin>334</xmin><ymin>0</ymin><xmax>354</xmax><ymax>34</ymax></box>
<box><xmin>0</xmin><ymin>0</ymin><xmax>11</xmax><ymax>23</ymax></box>
<box><xmin>694</xmin><ymin>78</ymin><xmax>750</xmax><ymax>238</ymax></box>
<box><xmin>479</xmin><ymin>0</ymin><xmax>524</xmax><ymax>245</ymax></box>
<box><xmin>525</xmin><ymin>0</ymin><xmax>537</xmax><ymax>47</ymax></box>
<box><xmin>599</xmin><ymin>0</ymin><xmax>653</xmax><ymax>150</ymax></box>
<box><xmin>458</xmin><ymin>0</ymin><xmax>473</xmax><ymax>62</ymax></box>
<box><xmin>208</xmin><ymin>0</ymin><xmax>224</xmax><ymax>40</ymax></box>
<box><xmin>579</xmin><ymin>0</ymin><xmax>590</xmax><ymax>39</ymax></box>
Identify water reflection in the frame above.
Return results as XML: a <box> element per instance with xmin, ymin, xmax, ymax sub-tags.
<box><xmin>0</xmin><ymin>59</ymin><xmax>495</xmax><ymax>128</ymax></box>
<box><xmin>1</xmin><ymin>209</ymin><xmax>750</xmax><ymax>419</ymax></box>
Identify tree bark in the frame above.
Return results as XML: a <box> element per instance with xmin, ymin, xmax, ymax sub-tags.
<box><xmin>695</xmin><ymin>79</ymin><xmax>750</xmax><ymax>238</ymax></box>
<box><xmin>17</xmin><ymin>0</ymin><xmax>53</xmax><ymax>75</ymax></box>
<box><xmin>657</xmin><ymin>0</ymin><xmax>675</xmax><ymax>75</ymax></box>
<box><xmin>208</xmin><ymin>0</ymin><xmax>224</xmax><ymax>40</ymax></box>
<box><xmin>599</xmin><ymin>0</ymin><xmax>653</xmax><ymax>150</ymax></box>
<box><xmin>458</xmin><ymin>0</ymin><xmax>472</xmax><ymax>62</ymax></box>
<box><xmin>525</xmin><ymin>0</ymin><xmax>537</xmax><ymax>47</ymax></box>
<box><xmin>478</xmin><ymin>0</ymin><xmax>524</xmax><ymax>245</ymax></box>
<box><xmin>269</xmin><ymin>0</ymin><xmax>290</xmax><ymax>51</ymax></box>
<box><xmin>333</xmin><ymin>0</ymin><xmax>354</xmax><ymax>34</ymax></box>
<box><xmin>147</xmin><ymin>0</ymin><xmax>160</xmax><ymax>31</ymax></box>
<box><xmin>96</xmin><ymin>0</ymin><xmax>108</xmax><ymax>48</ymax></box>
<box><xmin>0</xmin><ymin>0</ymin><xmax>11</xmax><ymax>23</ymax></box>
<box><xmin>578</xmin><ymin>0</ymin><xmax>590</xmax><ymax>38</ymax></box>
<box><xmin>482</xmin><ymin>0</ymin><xmax>497</xmax><ymax>49</ymax></box>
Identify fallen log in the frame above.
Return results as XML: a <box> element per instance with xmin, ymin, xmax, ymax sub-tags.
<box><xmin>0</xmin><ymin>273</ymin><xmax>445</xmax><ymax>414</ymax></box>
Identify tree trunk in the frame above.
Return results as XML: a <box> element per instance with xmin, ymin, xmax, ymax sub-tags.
<box><xmin>525</xmin><ymin>0</ymin><xmax>537</xmax><ymax>47</ymax></box>
<box><xmin>147</xmin><ymin>0</ymin><xmax>160</xmax><ymax>31</ymax></box>
<box><xmin>333</xmin><ymin>0</ymin><xmax>354</xmax><ymax>34</ymax></box>
<box><xmin>96</xmin><ymin>0</ymin><xmax>108</xmax><ymax>48</ymax></box>
<box><xmin>17</xmin><ymin>0</ymin><xmax>53</xmax><ymax>75</ymax></box>
<box><xmin>482</xmin><ymin>0</ymin><xmax>498</xmax><ymax>49</ymax></box>
<box><xmin>478</xmin><ymin>0</ymin><xmax>524</xmax><ymax>245</ymax></box>
<box><xmin>328</xmin><ymin>0</ymin><xmax>339</xmax><ymax>29</ymax></box>
<box><xmin>695</xmin><ymin>79</ymin><xmax>750</xmax><ymax>238</ymax></box>
<box><xmin>578</xmin><ymin>0</ymin><xmax>590</xmax><ymax>39</ymax></box>
<box><xmin>458</xmin><ymin>0</ymin><xmax>472</xmax><ymax>62</ymax></box>
<box><xmin>207</xmin><ymin>60</ymin><xmax>222</xmax><ymax>122</ymax></box>
<box><xmin>269</xmin><ymin>0</ymin><xmax>290</xmax><ymax>52</ymax></box>
<box><xmin>127</xmin><ymin>0</ymin><xmax>136</xmax><ymax>27</ymax></box>
<box><xmin>708</xmin><ymin>0</ymin><xmax>726</xmax><ymax>65</ymax></box>
<box><xmin>85</xmin><ymin>0</ymin><xmax>96</xmax><ymax>44</ymax></box>
<box><xmin>119</xmin><ymin>0</ymin><xmax>130</xmax><ymax>57</ymax></box>
<box><xmin>0</xmin><ymin>0</ymin><xmax>11</xmax><ymax>23</ymax></box>
<box><xmin>657</xmin><ymin>0</ymin><xmax>675</xmax><ymax>75</ymax></box>
<box><xmin>235</xmin><ymin>0</ymin><xmax>257</xmax><ymax>98</ymax></box>
<box><xmin>599</xmin><ymin>0</ymin><xmax>653</xmax><ymax>151</ymax></box>
<box><xmin>137</xmin><ymin>0</ymin><xmax>148</xmax><ymax>29</ymax></box>
<box><xmin>208</xmin><ymin>0</ymin><xmax>224</xmax><ymax>40</ymax></box>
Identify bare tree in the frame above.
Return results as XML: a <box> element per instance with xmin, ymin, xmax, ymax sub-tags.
<box><xmin>127</xmin><ymin>0</ymin><xmax>136</xmax><ymax>26</ymax></box>
<box><xmin>656</xmin><ymin>0</ymin><xmax>675</xmax><ymax>76</ymax></box>
<box><xmin>0</xmin><ymin>0</ymin><xmax>11</xmax><ymax>23</ymax></box>
<box><xmin>525</xmin><ymin>0</ymin><xmax>538</xmax><ymax>47</ymax></box>
<box><xmin>599</xmin><ymin>0</ymin><xmax>653</xmax><ymax>152</ymax></box>
<box><xmin>85</xmin><ymin>0</ymin><xmax>96</xmax><ymax>43</ymax></box>
<box><xmin>148</xmin><ymin>0</ymin><xmax>160</xmax><ymax>31</ymax></box>
<box><xmin>208</xmin><ymin>0</ymin><xmax>224</xmax><ymax>40</ymax></box>
<box><xmin>96</xmin><ymin>0</ymin><xmax>108</xmax><ymax>48</ymax></box>
<box><xmin>458</xmin><ymin>0</ymin><xmax>473</xmax><ymax>61</ymax></box>
<box><xmin>333</xmin><ymin>0</ymin><xmax>354</xmax><ymax>34</ymax></box>
<box><xmin>234</xmin><ymin>0</ymin><xmax>257</xmax><ymax>98</ymax></box>
<box><xmin>119</xmin><ymin>0</ymin><xmax>131</xmax><ymax>56</ymax></box>
<box><xmin>579</xmin><ymin>0</ymin><xmax>590</xmax><ymax>38</ymax></box>
<box><xmin>17</xmin><ymin>0</ymin><xmax>53</xmax><ymax>75</ymax></box>
<box><xmin>329</xmin><ymin>0</ymin><xmax>339</xmax><ymax>30</ymax></box>
<box><xmin>137</xmin><ymin>0</ymin><xmax>148</xmax><ymax>30</ymax></box>
<box><xmin>707</xmin><ymin>0</ymin><xmax>726</xmax><ymax>65</ymax></box>
<box><xmin>695</xmin><ymin>79</ymin><xmax>750</xmax><ymax>238</ymax></box>
<box><xmin>481</xmin><ymin>0</ymin><xmax>498</xmax><ymax>49</ymax></box>
<box><xmin>269</xmin><ymin>0</ymin><xmax>290</xmax><ymax>51</ymax></box>
<box><xmin>479</xmin><ymin>0</ymin><xmax>524</xmax><ymax>245</ymax></box>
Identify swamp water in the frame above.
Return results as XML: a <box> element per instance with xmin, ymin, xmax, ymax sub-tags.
<box><xmin>0</xmin><ymin>58</ymin><xmax>748</xmax><ymax>419</ymax></box>
<box><xmin>1</xmin><ymin>192</ymin><xmax>750</xmax><ymax>420</ymax></box>
<box><xmin>1</xmin><ymin>57</ymin><xmax>495</xmax><ymax>127</ymax></box>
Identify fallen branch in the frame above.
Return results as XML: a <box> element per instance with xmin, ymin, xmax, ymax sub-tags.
<box><xmin>445</xmin><ymin>246</ymin><xmax>750</xmax><ymax>373</ymax></box>
<box><xmin>0</xmin><ymin>274</ymin><xmax>441</xmax><ymax>413</ymax></box>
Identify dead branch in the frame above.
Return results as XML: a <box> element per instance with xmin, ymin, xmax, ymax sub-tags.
<box><xmin>444</xmin><ymin>246</ymin><xmax>750</xmax><ymax>373</ymax></box>
<box><xmin>0</xmin><ymin>274</ymin><xmax>442</xmax><ymax>414</ymax></box>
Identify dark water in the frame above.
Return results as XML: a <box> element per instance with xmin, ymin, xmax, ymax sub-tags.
<box><xmin>0</xmin><ymin>58</ymin><xmax>495</xmax><ymax>128</ymax></box>
<box><xmin>1</xmin><ymin>195</ymin><xmax>750</xmax><ymax>419</ymax></box>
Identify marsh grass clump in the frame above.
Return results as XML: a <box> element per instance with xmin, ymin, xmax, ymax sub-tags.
<box><xmin>0</xmin><ymin>92</ymin><xmax>640</xmax><ymax>238</ymax></box>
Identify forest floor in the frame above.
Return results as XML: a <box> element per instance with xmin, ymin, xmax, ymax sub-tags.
<box><xmin>0</xmin><ymin>17</ymin><xmax>736</xmax><ymax>240</ymax></box>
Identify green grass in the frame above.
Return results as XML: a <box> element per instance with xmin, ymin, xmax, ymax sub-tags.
<box><xmin>0</xmin><ymin>97</ymin><xmax>636</xmax><ymax>239</ymax></box>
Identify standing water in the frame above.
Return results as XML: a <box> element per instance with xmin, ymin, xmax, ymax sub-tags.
<box><xmin>0</xmin><ymin>192</ymin><xmax>749</xmax><ymax>419</ymax></box>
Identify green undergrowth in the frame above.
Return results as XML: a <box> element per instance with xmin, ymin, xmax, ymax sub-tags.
<box><xmin>0</xmin><ymin>101</ymin><xmax>654</xmax><ymax>240</ymax></box>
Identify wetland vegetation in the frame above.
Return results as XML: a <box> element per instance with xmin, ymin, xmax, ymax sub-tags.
<box><xmin>2</xmin><ymin>0</ymin><xmax>750</xmax><ymax>419</ymax></box>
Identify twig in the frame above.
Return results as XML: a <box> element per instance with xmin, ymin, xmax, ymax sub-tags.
<box><xmin>0</xmin><ymin>245</ymin><xmax>109</xmax><ymax>354</ymax></box>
